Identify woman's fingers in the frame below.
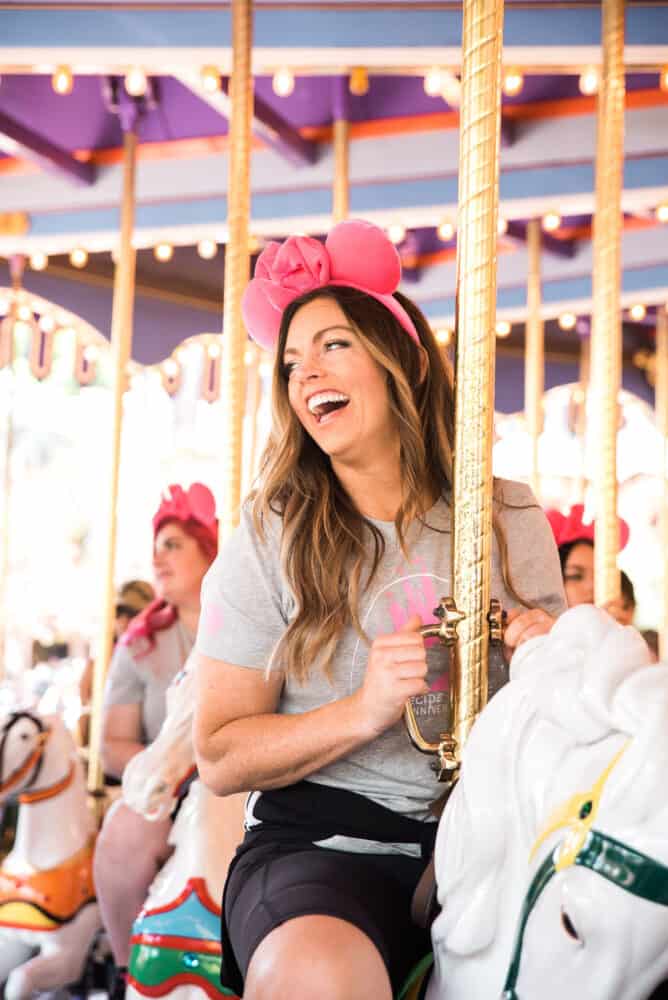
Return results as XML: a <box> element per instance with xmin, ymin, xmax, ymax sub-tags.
<box><xmin>504</xmin><ymin>607</ymin><xmax>555</xmax><ymax>650</ymax></box>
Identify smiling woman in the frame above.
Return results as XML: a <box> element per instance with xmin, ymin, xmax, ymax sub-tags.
<box><xmin>193</xmin><ymin>220</ymin><xmax>567</xmax><ymax>1000</ymax></box>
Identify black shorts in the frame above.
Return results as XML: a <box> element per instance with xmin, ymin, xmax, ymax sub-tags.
<box><xmin>224</xmin><ymin>838</ymin><xmax>432</xmax><ymax>995</ymax></box>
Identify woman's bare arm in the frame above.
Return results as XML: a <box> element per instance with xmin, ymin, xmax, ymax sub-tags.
<box><xmin>101</xmin><ymin>703</ymin><xmax>145</xmax><ymax>779</ymax></box>
<box><xmin>193</xmin><ymin>616</ymin><xmax>429</xmax><ymax>797</ymax></box>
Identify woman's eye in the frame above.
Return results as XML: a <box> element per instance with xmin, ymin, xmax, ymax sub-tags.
<box><xmin>564</xmin><ymin>572</ymin><xmax>583</xmax><ymax>582</ymax></box>
<box><xmin>324</xmin><ymin>339</ymin><xmax>349</xmax><ymax>352</ymax></box>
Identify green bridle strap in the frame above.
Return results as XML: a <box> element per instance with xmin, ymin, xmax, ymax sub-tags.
<box><xmin>502</xmin><ymin>829</ymin><xmax>668</xmax><ymax>999</ymax></box>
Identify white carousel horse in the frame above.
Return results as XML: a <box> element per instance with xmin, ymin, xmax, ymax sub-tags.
<box><xmin>419</xmin><ymin>604</ymin><xmax>668</xmax><ymax>1000</ymax></box>
<box><xmin>0</xmin><ymin>708</ymin><xmax>101</xmax><ymax>1000</ymax></box>
<box><xmin>122</xmin><ymin>663</ymin><xmax>245</xmax><ymax>1000</ymax></box>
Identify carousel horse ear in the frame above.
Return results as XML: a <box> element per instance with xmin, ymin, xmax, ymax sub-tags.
<box><xmin>326</xmin><ymin>219</ymin><xmax>402</xmax><ymax>295</ymax></box>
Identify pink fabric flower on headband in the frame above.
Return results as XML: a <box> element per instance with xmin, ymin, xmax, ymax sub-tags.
<box><xmin>153</xmin><ymin>483</ymin><xmax>217</xmax><ymax>538</ymax></box>
<box><xmin>242</xmin><ymin>219</ymin><xmax>419</xmax><ymax>351</ymax></box>
<box><xmin>545</xmin><ymin>503</ymin><xmax>630</xmax><ymax>551</ymax></box>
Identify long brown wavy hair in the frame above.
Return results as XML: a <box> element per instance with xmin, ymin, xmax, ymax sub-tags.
<box><xmin>252</xmin><ymin>285</ymin><xmax>528</xmax><ymax>683</ymax></box>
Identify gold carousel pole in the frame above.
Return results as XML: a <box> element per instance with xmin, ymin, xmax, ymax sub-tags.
<box><xmin>87</xmin><ymin>127</ymin><xmax>138</xmax><ymax>802</ymax></box>
<box><xmin>574</xmin><ymin>331</ymin><xmax>591</xmax><ymax>504</ymax></box>
<box><xmin>657</xmin><ymin>306</ymin><xmax>668</xmax><ymax>658</ymax></box>
<box><xmin>452</xmin><ymin>0</ymin><xmax>505</xmax><ymax>751</ymax></box>
<box><xmin>525</xmin><ymin>219</ymin><xmax>544</xmax><ymax>498</ymax></box>
<box><xmin>220</xmin><ymin>0</ymin><xmax>253</xmax><ymax>540</ymax></box>
<box><xmin>591</xmin><ymin>0</ymin><xmax>625</xmax><ymax>606</ymax></box>
<box><xmin>243</xmin><ymin>345</ymin><xmax>262</xmax><ymax>495</ymax></box>
<box><xmin>332</xmin><ymin>77</ymin><xmax>350</xmax><ymax>224</ymax></box>
<box><xmin>0</xmin><ymin>380</ymin><xmax>13</xmax><ymax>679</ymax></box>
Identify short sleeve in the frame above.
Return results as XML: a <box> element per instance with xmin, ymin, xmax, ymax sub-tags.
<box><xmin>495</xmin><ymin>479</ymin><xmax>567</xmax><ymax>618</ymax></box>
<box><xmin>103</xmin><ymin>641</ymin><xmax>145</xmax><ymax>708</ymax></box>
<box><xmin>196</xmin><ymin>505</ymin><xmax>289</xmax><ymax>670</ymax></box>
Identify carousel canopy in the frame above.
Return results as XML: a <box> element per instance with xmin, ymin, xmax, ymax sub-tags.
<box><xmin>0</xmin><ymin>0</ymin><xmax>666</xmax><ymax>407</ymax></box>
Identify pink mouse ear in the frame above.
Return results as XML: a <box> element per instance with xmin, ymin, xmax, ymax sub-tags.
<box><xmin>326</xmin><ymin>220</ymin><xmax>402</xmax><ymax>295</ymax></box>
<box><xmin>187</xmin><ymin>483</ymin><xmax>217</xmax><ymax>526</ymax></box>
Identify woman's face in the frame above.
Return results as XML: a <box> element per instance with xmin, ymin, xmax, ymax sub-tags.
<box><xmin>152</xmin><ymin>522</ymin><xmax>211</xmax><ymax>609</ymax></box>
<box><xmin>283</xmin><ymin>296</ymin><xmax>397</xmax><ymax>468</ymax></box>
<box><xmin>563</xmin><ymin>542</ymin><xmax>595</xmax><ymax>608</ymax></box>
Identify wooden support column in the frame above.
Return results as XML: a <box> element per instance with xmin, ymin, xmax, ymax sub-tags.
<box><xmin>87</xmin><ymin>128</ymin><xmax>138</xmax><ymax>802</ymax></box>
<box><xmin>591</xmin><ymin>0</ymin><xmax>625</xmax><ymax>606</ymax></box>
<box><xmin>220</xmin><ymin>0</ymin><xmax>253</xmax><ymax>540</ymax></box>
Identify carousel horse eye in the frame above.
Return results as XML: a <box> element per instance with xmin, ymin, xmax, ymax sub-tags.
<box><xmin>20</xmin><ymin>732</ymin><xmax>29</xmax><ymax>740</ymax></box>
<box><xmin>561</xmin><ymin>908</ymin><xmax>581</xmax><ymax>943</ymax></box>
<box><xmin>579</xmin><ymin>800</ymin><xmax>593</xmax><ymax>820</ymax></box>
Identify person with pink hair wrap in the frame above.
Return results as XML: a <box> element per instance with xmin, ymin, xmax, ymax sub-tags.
<box><xmin>93</xmin><ymin>483</ymin><xmax>218</xmax><ymax>993</ymax></box>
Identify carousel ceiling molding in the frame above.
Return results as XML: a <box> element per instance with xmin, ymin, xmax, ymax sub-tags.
<box><xmin>0</xmin><ymin>5</ymin><xmax>666</xmax><ymax>69</ymax></box>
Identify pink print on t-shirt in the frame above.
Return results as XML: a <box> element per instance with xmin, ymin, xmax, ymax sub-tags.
<box><xmin>383</xmin><ymin>564</ymin><xmax>449</xmax><ymax>692</ymax></box>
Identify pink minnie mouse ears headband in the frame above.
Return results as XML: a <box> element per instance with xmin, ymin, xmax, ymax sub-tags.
<box><xmin>153</xmin><ymin>483</ymin><xmax>218</xmax><ymax>542</ymax></box>
<box><xmin>241</xmin><ymin>219</ymin><xmax>420</xmax><ymax>351</ymax></box>
<box><xmin>545</xmin><ymin>503</ymin><xmax>630</xmax><ymax>551</ymax></box>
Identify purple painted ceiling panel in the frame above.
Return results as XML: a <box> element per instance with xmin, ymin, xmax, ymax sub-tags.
<box><xmin>0</xmin><ymin>71</ymin><xmax>660</xmax><ymax>153</ymax></box>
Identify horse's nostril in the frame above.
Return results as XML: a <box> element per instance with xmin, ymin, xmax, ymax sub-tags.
<box><xmin>561</xmin><ymin>909</ymin><xmax>581</xmax><ymax>943</ymax></box>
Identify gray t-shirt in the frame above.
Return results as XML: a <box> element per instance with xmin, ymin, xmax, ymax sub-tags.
<box><xmin>196</xmin><ymin>479</ymin><xmax>566</xmax><ymax>822</ymax></box>
<box><xmin>104</xmin><ymin>619</ymin><xmax>193</xmax><ymax>744</ymax></box>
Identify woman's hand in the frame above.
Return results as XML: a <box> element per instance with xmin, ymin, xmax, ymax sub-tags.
<box><xmin>355</xmin><ymin>614</ymin><xmax>429</xmax><ymax>737</ymax></box>
<box><xmin>504</xmin><ymin>606</ymin><xmax>556</xmax><ymax>658</ymax></box>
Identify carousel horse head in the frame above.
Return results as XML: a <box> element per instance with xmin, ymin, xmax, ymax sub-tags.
<box><xmin>0</xmin><ymin>706</ymin><xmax>101</xmax><ymax>1000</ymax></box>
<box><xmin>428</xmin><ymin>604</ymin><xmax>668</xmax><ymax>1000</ymax></box>
<box><xmin>123</xmin><ymin>660</ymin><xmax>196</xmax><ymax>822</ymax></box>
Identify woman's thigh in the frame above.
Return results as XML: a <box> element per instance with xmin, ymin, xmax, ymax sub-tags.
<box><xmin>225</xmin><ymin>845</ymin><xmax>430</xmax><ymax>996</ymax></box>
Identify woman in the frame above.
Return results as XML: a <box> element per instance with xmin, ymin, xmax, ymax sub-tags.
<box><xmin>546</xmin><ymin>504</ymin><xmax>634</xmax><ymax>623</ymax></box>
<box><xmin>94</xmin><ymin>482</ymin><xmax>217</xmax><ymax>987</ymax></box>
<box><xmin>194</xmin><ymin>220</ymin><xmax>566</xmax><ymax>1000</ymax></box>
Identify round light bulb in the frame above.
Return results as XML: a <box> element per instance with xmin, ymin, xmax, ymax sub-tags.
<box><xmin>0</xmin><ymin>297</ymin><xmax>9</xmax><ymax>316</ymax></box>
<box><xmin>52</xmin><ymin>65</ymin><xmax>73</xmax><ymax>96</ymax></box>
<box><xmin>349</xmin><ymin>67</ymin><xmax>369</xmax><ymax>97</ymax></box>
<box><xmin>83</xmin><ymin>344</ymin><xmax>99</xmax><ymax>363</ymax></box>
<box><xmin>17</xmin><ymin>303</ymin><xmax>32</xmax><ymax>322</ymax></box>
<box><xmin>502</xmin><ymin>70</ymin><xmax>524</xmax><ymax>97</ymax></box>
<box><xmin>660</xmin><ymin>66</ymin><xmax>668</xmax><ymax>92</ymax></box>
<box><xmin>125</xmin><ymin>68</ymin><xmax>148</xmax><ymax>98</ymax></box>
<box><xmin>498</xmin><ymin>216</ymin><xmax>508</xmax><ymax>236</ymax></box>
<box><xmin>578</xmin><ymin>68</ymin><xmax>599</xmax><ymax>96</ymax></box>
<box><xmin>29</xmin><ymin>251</ymin><xmax>48</xmax><ymax>271</ymax></box>
<box><xmin>272</xmin><ymin>68</ymin><xmax>295</xmax><ymax>97</ymax></box>
<box><xmin>558</xmin><ymin>312</ymin><xmax>577</xmax><ymax>331</ymax></box>
<box><xmin>435</xmin><ymin>327</ymin><xmax>452</xmax><ymax>346</ymax></box>
<box><xmin>200</xmin><ymin>65</ymin><xmax>221</xmax><ymax>94</ymax></box>
<box><xmin>163</xmin><ymin>358</ymin><xmax>179</xmax><ymax>378</ymax></box>
<box><xmin>657</xmin><ymin>202</ymin><xmax>668</xmax><ymax>224</ymax></box>
<box><xmin>39</xmin><ymin>314</ymin><xmax>56</xmax><ymax>334</ymax></box>
<box><xmin>70</xmin><ymin>247</ymin><xmax>88</xmax><ymax>269</ymax></box>
<box><xmin>154</xmin><ymin>242</ymin><xmax>174</xmax><ymax>263</ymax></box>
<box><xmin>424</xmin><ymin>67</ymin><xmax>443</xmax><ymax>97</ymax></box>
<box><xmin>629</xmin><ymin>303</ymin><xmax>646</xmax><ymax>322</ymax></box>
<box><xmin>542</xmin><ymin>210</ymin><xmax>562</xmax><ymax>233</ymax></box>
<box><xmin>244</xmin><ymin>347</ymin><xmax>256</xmax><ymax>366</ymax></box>
<box><xmin>437</xmin><ymin>220</ymin><xmax>456</xmax><ymax>242</ymax></box>
<box><xmin>387</xmin><ymin>223</ymin><xmax>406</xmax><ymax>245</ymax></box>
<box><xmin>495</xmin><ymin>320</ymin><xmax>512</xmax><ymax>338</ymax></box>
<box><xmin>197</xmin><ymin>238</ymin><xmax>218</xmax><ymax>260</ymax></box>
<box><xmin>207</xmin><ymin>342</ymin><xmax>222</xmax><ymax>359</ymax></box>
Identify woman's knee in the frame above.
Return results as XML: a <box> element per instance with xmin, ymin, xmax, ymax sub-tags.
<box><xmin>95</xmin><ymin>801</ymin><xmax>170</xmax><ymax>870</ymax></box>
<box><xmin>243</xmin><ymin>916</ymin><xmax>392</xmax><ymax>1000</ymax></box>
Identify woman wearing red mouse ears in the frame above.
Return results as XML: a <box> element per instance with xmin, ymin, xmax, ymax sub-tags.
<box><xmin>193</xmin><ymin>221</ymin><xmax>566</xmax><ymax>999</ymax></box>
<box><xmin>94</xmin><ymin>483</ymin><xmax>218</xmax><ymax>988</ymax></box>
<box><xmin>545</xmin><ymin>504</ymin><xmax>635</xmax><ymax>624</ymax></box>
